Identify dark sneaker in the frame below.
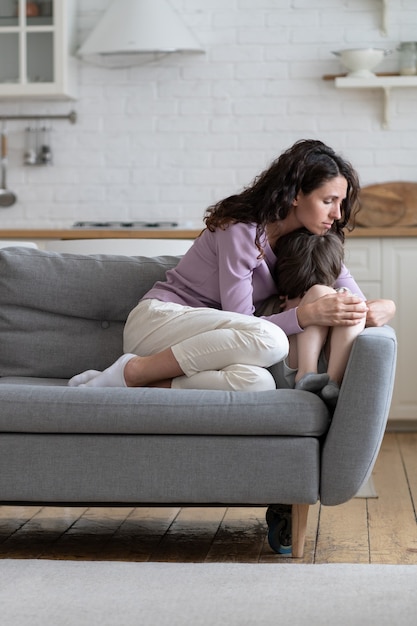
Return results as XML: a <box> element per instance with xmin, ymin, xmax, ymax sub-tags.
<box><xmin>266</xmin><ymin>504</ymin><xmax>292</xmax><ymax>555</ymax></box>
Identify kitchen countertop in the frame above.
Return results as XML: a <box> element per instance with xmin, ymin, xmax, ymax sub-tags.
<box><xmin>0</xmin><ymin>228</ymin><xmax>203</xmax><ymax>240</ymax></box>
<box><xmin>346</xmin><ymin>227</ymin><xmax>417</xmax><ymax>237</ymax></box>
<box><xmin>1</xmin><ymin>226</ymin><xmax>417</xmax><ymax>239</ymax></box>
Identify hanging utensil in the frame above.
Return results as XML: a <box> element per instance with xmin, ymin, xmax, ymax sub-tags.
<box><xmin>0</xmin><ymin>124</ymin><xmax>17</xmax><ymax>207</ymax></box>
<box><xmin>39</xmin><ymin>125</ymin><xmax>53</xmax><ymax>164</ymax></box>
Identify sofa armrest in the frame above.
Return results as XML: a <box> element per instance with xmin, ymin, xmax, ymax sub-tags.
<box><xmin>320</xmin><ymin>325</ymin><xmax>397</xmax><ymax>506</ymax></box>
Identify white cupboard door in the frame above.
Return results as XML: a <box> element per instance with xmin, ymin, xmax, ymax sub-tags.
<box><xmin>382</xmin><ymin>239</ymin><xmax>417</xmax><ymax>422</ymax></box>
<box><xmin>344</xmin><ymin>238</ymin><xmax>382</xmax><ymax>299</ymax></box>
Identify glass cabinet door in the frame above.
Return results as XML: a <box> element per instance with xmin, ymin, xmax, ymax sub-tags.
<box><xmin>0</xmin><ymin>32</ymin><xmax>19</xmax><ymax>83</ymax></box>
<box><xmin>0</xmin><ymin>1</ymin><xmax>19</xmax><ymax>84</ymax></box>
<box><xmin>25</xmin><ymin>0</ymin><xmax>53</xmax><ymax>24</ymax></box>
<box><xmin>0</xmin><ymin>0</ymin><xmax>76</xmax><ymax>99</ymax></box>
<box><xmin>0</xmin><ymin>0</ymin><xmax>19</xmax><ymax>25</ymax></box>
<box><xmin>0</xmin><ymin>0</ymin><xmax>55</xmax><ymax>85</ymax></box>
<box><xmin>27</xmin><ymin>31</ymin><xmax>54</xmax><ymax>83</ymax></box>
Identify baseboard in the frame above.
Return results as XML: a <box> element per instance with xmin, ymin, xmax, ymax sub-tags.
<box><xmin>386</xmin><ymin>419</ymin><xmax>417</xmax><ymax>432</ymax></box>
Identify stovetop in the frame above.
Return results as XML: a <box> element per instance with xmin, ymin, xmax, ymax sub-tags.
<box><xmin>72</xmin><ymin>221</ymin><xmax>180</xmax><ymax>229</ymax></box>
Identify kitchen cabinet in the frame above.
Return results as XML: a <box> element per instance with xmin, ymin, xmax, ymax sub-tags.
<box><xmin>346</xmin><ymin>237</ymin><xmax>417</xmax><ymax>424</ymax></box>
<box><xmin>344</xmin><ymin>238</ymin><xmax>382</xmax><ymax>300</ymax></box>
<box><xmin>380</xmin><ymin>239</ymin><xmax>417</xmax><ymax>424</ymax></box>
<box><xmin>0</xmin><ymin>0</ymin><xmax>77</xmax><ymax>99</ymax></box>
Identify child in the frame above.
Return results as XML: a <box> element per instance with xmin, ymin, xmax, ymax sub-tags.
<box><xmin>272</xmin><ymin>227</ymin><xmax>366</xmax><ymax>408</ymax></box>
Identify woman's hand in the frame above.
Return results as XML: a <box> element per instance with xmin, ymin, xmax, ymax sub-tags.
<box><xmin>296</xmin><ymin>292</ymin><xmax>368</xmax><ymax>329</ymax></box>
<box><xmin>365</xmin><ymin>299</ymin><xmax>396</xmax><ymax>327</ymax></box>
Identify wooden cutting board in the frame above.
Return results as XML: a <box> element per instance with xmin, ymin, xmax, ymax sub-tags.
<box><xmin>356</xmin><ymin>182</ymin><xmax>417</xmax><ymax>227</ymax></box>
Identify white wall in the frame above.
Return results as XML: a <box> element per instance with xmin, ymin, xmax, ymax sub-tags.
<box><xmin>1</xmin><ymin>0</ymin><xmax>417</xmax><ymax>228</ymax></box>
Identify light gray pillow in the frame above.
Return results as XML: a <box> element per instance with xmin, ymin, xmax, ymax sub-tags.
<box><xmin>0</xmin><ymin>247</ymin><xmax>178</xmax><ymax>378</ymax></box>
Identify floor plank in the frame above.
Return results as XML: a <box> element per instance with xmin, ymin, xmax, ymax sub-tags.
<box><xmin>150</xmin><ymin>507</ymin><xmax>226</xmax><ymax>563</ymax></box>
<box><xmin>205</xmin><ymin>507</ymin><xmax>266</xmax><ymax>563</ymax></box>
<box><xmin>104</xmin><ymin>507</ymin><xmax>181</xmax><ymax>562</ymax></box>
<box><xmin>398</xmin><ymin>432</ymin><xmax>417</xmax><ymax>515</ymax></box>
<box><xmin>0</xmin><ymin>506</ymin><xmax>43</xmax><ymax>544</ymax></box>
<box><xmin>368</xmin><ymin>434</ymin><xmax>417</xmax><ymax>564</ymax></box>
<box><xmin>0</xmin><ymin>507</ymin><xmax>87</xmax><ymax>559</ymax></box>
<box><xmin>43</xmin><ymin>507</ymin><xmax>134</xmax><ymax>561</ymax></box>
<box><xmin>314</xmin><ymin>499</ymin><xmax>370</xmax><ymax>563</ymax></box>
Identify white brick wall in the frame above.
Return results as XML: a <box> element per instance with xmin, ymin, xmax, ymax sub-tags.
<box><xmin>1</xmin><ymin>0</ymin><xmax>417</xmax><ymax>228</ymax></box>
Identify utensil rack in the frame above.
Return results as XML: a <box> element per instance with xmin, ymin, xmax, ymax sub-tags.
<box><xmin>0</xmin><ymin>110</ymin><xmax>77</xmax><ymax>124</ymax></box>
<box><xmin>0</xmin><ymin>110</ymin><xmax>76</xmax><ymax>168</ymax></box>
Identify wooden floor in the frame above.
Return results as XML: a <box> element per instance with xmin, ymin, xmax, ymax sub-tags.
<box><xmin>1</xmin><ymin>433</ymin><xmax>416</xmax><ymax>564</ymax></box>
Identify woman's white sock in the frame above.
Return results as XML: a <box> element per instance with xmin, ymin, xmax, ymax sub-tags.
<box><xmin>68</xmin><ymin>354</ymin><xmax>137</xmax><ymax>388</ymax></box>
<box><xmin>67</xmin><ymin>370</ymin><xmax>101</xmax><ymax>387</ymax></box>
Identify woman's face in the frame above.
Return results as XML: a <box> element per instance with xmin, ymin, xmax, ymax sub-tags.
<box><xmin>292</xmin><ymin>175</ymin><xmax>348</xmax><ymax>236</ymax></box>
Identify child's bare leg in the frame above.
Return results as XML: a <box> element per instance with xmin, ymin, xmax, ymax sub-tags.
<box><xmin>295</xmin><ymin>326</ymin><xmax>328</xmax><ymax>381</ymax></box>
<box><xmin>291</xmin><ymin>285</ymin><xmax>333</xmax><ymax>389</ymax></box>
<box><xmin>321</xmin><ymin>311</ymin><xmax>366</xmax><ymax>408</ymax></box>
<box><xmin>326</xmin><ymin>316</ymin><xmax>366</xmax><ymax>385</ymax></box>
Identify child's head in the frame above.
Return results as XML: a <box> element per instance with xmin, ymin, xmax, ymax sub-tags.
<box><xmin>273</xmin><ymin>228</ymin><xmax>344</xmax><ymax>299</ymax></box>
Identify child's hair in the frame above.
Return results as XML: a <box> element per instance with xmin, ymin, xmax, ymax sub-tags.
<box><xmin>273</xmin><ymin>228</ymin><xmax>344</xmax><ymax>299</ymax></box>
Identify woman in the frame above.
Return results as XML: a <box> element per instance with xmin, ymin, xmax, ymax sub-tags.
<box><xmin>69</xmin><ymin>139</ymin><xmax>395</xmax><ymax>391</ymax></box>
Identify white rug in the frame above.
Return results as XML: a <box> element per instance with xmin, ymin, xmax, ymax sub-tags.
<box><xmin>1</xmin><ymin>560</ymin><xmax>416</xmax><ymax>626</ymax></box>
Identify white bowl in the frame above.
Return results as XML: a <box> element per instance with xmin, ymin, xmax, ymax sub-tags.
<box><xmin>332</xmin><ymin>48</ymin><xmax>391</xmax><ymax>78</ymax></box>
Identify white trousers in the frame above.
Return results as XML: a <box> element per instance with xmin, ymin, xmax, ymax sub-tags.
<box><xmin>123</xmin><ymin>299</ymin><xmax>289</xmax><ymax>391</ymax></box>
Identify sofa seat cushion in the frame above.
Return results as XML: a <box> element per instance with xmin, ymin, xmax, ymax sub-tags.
<box><xmin>0</xmin><ymin>383</ymin><xmax>330</xmax><ymax>437</ymax></box>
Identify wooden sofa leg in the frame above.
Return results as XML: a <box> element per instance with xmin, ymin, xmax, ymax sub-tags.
<box><xmin>291</xmin><ymin>504</ymin><xmax>310</xmax><ymax>558</ymax></box>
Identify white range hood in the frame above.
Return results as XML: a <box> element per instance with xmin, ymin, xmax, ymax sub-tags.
<box><xmin>77</xmin><ymin>0</ymin><xmax>204</xmax><ymax>68</ymax></box>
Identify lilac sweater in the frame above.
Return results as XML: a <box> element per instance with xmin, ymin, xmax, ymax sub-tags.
<box><xmin>143</xmin><ymin>222</ymin><xmax>365</xmax><ymax>336</ymax></box>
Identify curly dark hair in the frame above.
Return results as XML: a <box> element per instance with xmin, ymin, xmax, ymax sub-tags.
<box><xmin>273</xmin><ymin>228</ymin><xmax>344</xmax><ymax>299</ymax></box>
<box><xmin>204</xmin><ymin>139</ymin><xmax>360</xmax><ymax>251</ymax></box>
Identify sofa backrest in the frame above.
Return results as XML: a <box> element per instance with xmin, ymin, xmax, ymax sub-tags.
<box><xmin>0</xmin><ymin>247</ymin><xmax>179</xmax><ymax>378</ymax></box>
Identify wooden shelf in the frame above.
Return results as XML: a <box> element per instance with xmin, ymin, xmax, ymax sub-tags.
<box><xmin>334</xmin><ymin>75</ymin><xmax>417</xmax><ymax>88</ymax></box>
<box><xmin>323</xmin><ymin>73</ymin><xmax>417</xmax><ymax>129</ymax></box>
<box><xmin>322</xmin><ymin>72</ymin><xmax>400</xmax><ymax>80</ymax></box>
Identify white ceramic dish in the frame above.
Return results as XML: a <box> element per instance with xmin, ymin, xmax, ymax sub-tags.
<box><xmin>332</xmin><ymin>48</ymin><xmax>392</xmax><ymax>78</ymax></box>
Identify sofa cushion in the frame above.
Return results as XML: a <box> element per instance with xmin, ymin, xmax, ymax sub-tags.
<box><xmin>0</xmin><ymin>382</ymin><xmax>330</xmax><ymax>436</ymax></box>
<box><xmin>0</xmin><ymin>247</ymin><xmax>178</xmax><ymax>378</ymax></box>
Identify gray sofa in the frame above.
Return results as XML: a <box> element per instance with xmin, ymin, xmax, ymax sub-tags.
<box><xmin>0</xmin><ymin>247</ymin><xmax>397</xmax><ymax>557</ymax></box>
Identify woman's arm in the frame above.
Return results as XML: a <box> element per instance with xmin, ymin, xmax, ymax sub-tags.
<box><xmin>216</xmin><ymin>222</ymin><xmax>264</xmax><ymax>315</ymax></box>
<box><xmin>334</xmin><ymin>264</ymin><xmax>366</xmax><ymax>299</ymax></box>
